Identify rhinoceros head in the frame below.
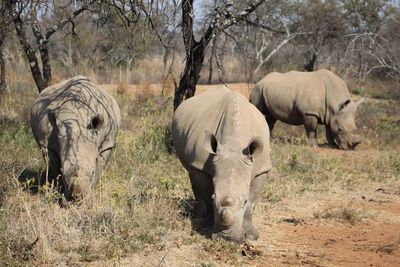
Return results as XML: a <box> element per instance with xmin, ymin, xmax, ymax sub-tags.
<box><xmin>49</xmin><ymin>110</ymin><xmax>104</xmax><ymax>201</ymax></box>
<box><xmin>330</xmin><ymin>98</ymin><xmax>363</xmax><ymax>150</ymax></box>
<box><xmin>204</xmin><ymin>131</ymin><xmax>264</xmax><ymax>242</ymax></box>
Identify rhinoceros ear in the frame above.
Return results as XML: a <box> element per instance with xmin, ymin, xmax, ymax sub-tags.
<box><xmin>204</xmin><ymin>130</ymin><xmax>218</xmax><ymax>154</ymax></box>
<box><xmin>243</xmin><ymin>136</ymin><xmax>264</xmax><ymax>158</ymax></box>
<box><xmin>90</xmin><ymin>115</ymin><xmax>104</xmax><ymax>130</ymax></box>
<box><xmin>338</xmin><ymin>99</ymin><xmax>351</xmax><ymax>111</ymax></box>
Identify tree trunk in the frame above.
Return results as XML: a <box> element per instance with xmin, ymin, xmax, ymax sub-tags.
<box><xmin>0</xmin><ymin>42</ymin><xmax>6</xmax><ymax>98</ymax></box>
<box><xmin>174</xmin><ymin>42</ymin><xmax>206</xmax><ymax>111</ymax></box>
<box><xmin>208</xmin><ymin>37</ymin><xmax>217</xmax><ymax>84</ymax></box>
<box><xmin>13</xmin><ymin>15</ymin><xmax>48</xmax><ymax>92</ymax></box>
<box><xmin>174</xmin><ymin>0</ymin><xmax>210</xmax><ymax>111</ymax></box>
<box><xmin>304</xmin><ymin>51</ymin><xmax>317</xmax><ymax>72</ymax></box>
<box><xmin>30</xmin><ymin>3</ymin><xmax>52</xmax><ymax>90</ymax></box>
<box><xmin>173</xmin><ymin>0</ymin><xmax>214</xmax><ymax>110</ymax></box>
<box><xmin>9</xmin><ymin>1</ymin><xmax>87</xmax><ymax>92</ymax></box>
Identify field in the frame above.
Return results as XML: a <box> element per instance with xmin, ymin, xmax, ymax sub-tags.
<box><xmin>1</xmin><ymin>82</ymin><xmax>400</xmax><ymax>266</ymax></box>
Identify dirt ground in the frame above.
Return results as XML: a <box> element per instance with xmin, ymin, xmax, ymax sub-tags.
<box><xmin>253</xmin><ymin>189</ymin><xmax>400</xmax><ymax>267</ymax></box>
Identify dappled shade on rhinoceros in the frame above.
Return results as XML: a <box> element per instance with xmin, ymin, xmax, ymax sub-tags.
<box><xmin>30</xmin><ymin>75</ymin><xmax>121</xmax><ymax>201</ymax></box>
<box><xmin>250</xmin><ymin>69</ymin><xmax>363</xmax><ymax>150</ymax></box>
<box><xmin>172</xmin><ymin>87</ymin><xmax>272</xmax><ymax>243</ymax></box>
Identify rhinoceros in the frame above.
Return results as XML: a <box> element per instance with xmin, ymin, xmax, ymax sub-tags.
<box><xmin>250</xmin><ymin>69</ymin><xmax>363</xmax><ymax>149</ymax></box>
<box><xmin>31</xmin><ymin>75</ymin><xmax>121</xmax><ymax>201</ymax></box>
<box><xmin>172</xmin><ymin>87</ymin><xmax>271</xmax><ymax>242</ymax></box>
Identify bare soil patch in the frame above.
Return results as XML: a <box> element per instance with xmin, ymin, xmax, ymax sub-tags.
<box><xmin>252</xmin><ymin>192</ymin><xmax>400</xmax><ymax>267</ymax></box>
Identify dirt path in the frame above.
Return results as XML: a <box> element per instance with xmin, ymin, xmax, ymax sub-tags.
<box><xmin>250</xmin><ymin>191</ymin><xmax>400</xmax><ymax>267</ymax></box>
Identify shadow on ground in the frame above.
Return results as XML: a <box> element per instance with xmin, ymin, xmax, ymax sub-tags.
<box><xmin>180</xmin><ymin>198</ymin><xmax>214</xmax><ymax>239</ymax></box>
<box><xmin>18</xmin><ymin>168</ymin><xmax>45</xmax><ymax>194</ymax></box>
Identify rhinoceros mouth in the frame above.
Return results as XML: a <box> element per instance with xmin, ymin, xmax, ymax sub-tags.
<box><xmin>348</xmin><ymin>142</ymin><xmax>361</xmax><ymax>150</ymax></box>
<box><xmin>218</xmin><ymin>228</ymin><xmax>244</xmax><ymax>243</ymax></box>
<box><xmin>348</xmin><ymin>144</ymin><xmax>356</xmax><ymax>150</ymax></box>
<box><xmin>338</xmin><ymin>141</ymin><xmax>360</xmax><ymax>150</ymax></box>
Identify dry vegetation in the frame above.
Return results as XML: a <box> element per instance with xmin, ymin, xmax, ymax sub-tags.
<box><xmin>0</xmin><ymin>76</ymin><xmax>400</xmax><ymax>266</ymax></box>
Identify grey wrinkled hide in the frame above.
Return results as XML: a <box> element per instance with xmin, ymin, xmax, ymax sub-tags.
<box><xmin>31</xmin><ymin>76</ymin><xmax>121</xmax><ymax>201</ymax></box>
<box><xmin>172</xmin><ymin>87</ymin><xmax>272</xmax><ymax>243</ymax></box>
<box><xmin>250</xmin><ymin>69</ymin><xmax>363</xmax><ymax>149</ymax></box>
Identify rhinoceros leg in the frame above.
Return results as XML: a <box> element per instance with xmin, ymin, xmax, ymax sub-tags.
<box><xmin>265</xmin><ymin>115</ymin><xmax>277</xmax><ymax>134</ymax></box>
<box><xmin>42</xmin><ymin>148</ymin><xmax>61</xmax><ymax>187</ymax></box>
<box><xmin>261</xmin><ymin>107</ymin><xmax>277</xmax><ymax>134</ymax></box>
<box><xmin>243</xmin><ymin>172</ymin><xmax>268</xmax><ymax>240</ymax></box>
<box><xmin>303</xmin><ymin>115</ymin><xmax>318</xmax><ymax>147</ymax></box>
<box><xmin>325</xmin><ymin>127</ymin><xmax>338</xmax><ymax>148</ymax></box>
<box><xmin>95</xmin><ymin>149</ymin><xmax>112</xmax><ymax>186</ymax></box>
<box><xmin>188</xmin><ymin>168</ymin><xmax>214</xmax><ymax>228</ymax></box>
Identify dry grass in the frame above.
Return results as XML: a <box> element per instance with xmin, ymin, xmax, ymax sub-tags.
<box><xmin>347</xmin><ymin>77</ymin><xmax>400</xmax><ymax>100</ymax></box>
<box><xmin>313</xmin><ymin>207</ymin><xmax>366</xmax><ymax>225</ymax></box>
<box><xmin>116</xmin><ymin>81</ymin><xmax>130</xmax><ymax>96</ymax></box>
<box><xmin>0</xmin><ymin>83</ymin><xmax>192</xmax><ymax>265</ymax></box>
<box><xmin>1</xmin><ymin>77</ymin><xmax>400</xmax><ymax>266</ymax></box>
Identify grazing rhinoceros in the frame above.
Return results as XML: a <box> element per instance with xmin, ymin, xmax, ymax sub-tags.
<box><xmin>172</xmin><ymin>87</ymin><xmax>272</xmax><ymax>243</ymax></box>
<box><xmin>250</xmin><ymin>69</ymin><xmax>363</xmax><ymax>149</ymax></box>
<box><xmin>31</xmin><ymin>75</ymin><xmax>121</xmax><ymax>201</ymax></box>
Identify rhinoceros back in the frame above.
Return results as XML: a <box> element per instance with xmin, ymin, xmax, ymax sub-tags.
<box><xmin>254</xmin><ymin>69</ymin><xmax>352</xmax><ymax>125</ymax></box>
<box><xmin>172</xmin><ymin>86</ymin><xmax>270</xmax><ymax>176</ymax></box>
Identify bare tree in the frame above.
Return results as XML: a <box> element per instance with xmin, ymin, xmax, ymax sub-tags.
<box><xmin>95</xmin><ymin>0</ymin><xmax>181</xmax><ymax>85</ymax></box>
<box><xmin>89</xmin><ymin>0</ymin><xmax>268</xmax><ymax>109</ymax></box>
<box><xmin>174</xmin><ymin>0</ymin><xmax>267</xmax><ymax>110</ymax></box>
<box><xmin>342</xmin><ymin>0</ymin><xmax>399</xmax><ymax>84</ymax></box>
<box><xmin>253</xmin><ymin>22</ymin><xmax>305</xmax><ymax>75</ymax></box>
<box><xmin>296</xmin><ymin>0</ymin><xmax>346</xmax><ymax>72</ymax></box>
<box><xmin>344</xmin><ymin>32</ymin><xmax>400</xmax><ymax>85</ymax></box>
<box><xmin>8</xmin><ymin>0</ymin><xmax>89</xmax><ymax>92</ymax></box>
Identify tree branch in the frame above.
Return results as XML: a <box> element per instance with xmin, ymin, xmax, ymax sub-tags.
<box><xmin>45</xmin><ymin>5</ymin><xmax>88</xmax><ymax>39</ymax></box>
<box><xmin>244</xmin><ymin>19</ymin><xmax>285</xmax><ymax>34</ymax></box>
